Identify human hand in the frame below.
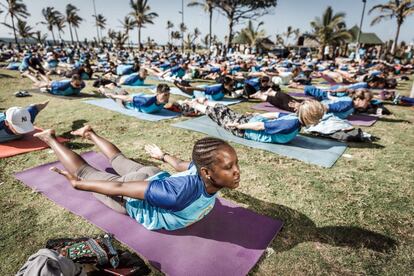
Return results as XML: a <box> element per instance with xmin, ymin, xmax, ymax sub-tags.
<box><xmin>288</xmin><ymin>101</ymin><xmax>300</xmax><ymax>111</ymax></box>
<box><xmin>226</xmin><ymin>122</ymin><xmax>240</xmax><ymax>129</ymax></box>
<box><xmin>145</xmin><ymin>144</ymin><xmax>164</xmax><ymax>160</ymax></box>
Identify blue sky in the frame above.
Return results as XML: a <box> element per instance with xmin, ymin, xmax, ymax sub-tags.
<box><xmin>1</xmin><ymin>0</ymin><xmax>414</xmax><ymax>44</ymax></box>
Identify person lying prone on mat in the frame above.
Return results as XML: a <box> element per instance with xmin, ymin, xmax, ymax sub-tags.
<box><xmin>250</xmin><ymin>90</ymin><xmax>380</xmax><ymax>142</ymax></box>
<box><xmin>174</xmin><ymin>76</ymin><xmax>243</xmax><ymax>100</ymax></box>
<box><xmin>34</xmin><ymin>126</ymin><xmax>240</xmax><ymax>231</ymax></box>
<box><xmin>99</xmin><ymin>84</ymin><xmax>171</xmax><ymax>114</ymax></box>
<box><xmin>0</xmin><ymin>101</ymin><xmax>49</xmax><ymax>143</ymax></box>
<box><xmin>187</xmin><ymin>98</ymin><xmax>324</xmax><ymax>144</ymax></box>
<box><xmin>117</xmin><ymin>68</ymin><xmax>148</xmax><ymax>86</ymax></box>
<box><xmin>24</xmin><ymin>73</ymin><xmax>86</xmax><ymax>96</ymax></box>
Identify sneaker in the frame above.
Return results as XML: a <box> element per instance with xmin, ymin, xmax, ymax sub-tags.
<box><xmin>392</xmin><ymin>93</ymin><xmax>401</xmax><ymax>105</ymax></box>
<box><xmin>14</xmin><ymin>90</ymin><xmax>31</xmax><ymax>97</ymax></box>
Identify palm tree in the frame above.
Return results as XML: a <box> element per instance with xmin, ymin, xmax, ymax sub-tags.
<box><xmin>16</xmin><ymin>19</ymin><xmax>34</xmax><ymax>44</ymax></box>
<box><xmin>305</xmin><ymin>6</ymin><xmax>353</xmax><ymax>59</ymax></box>
<box><xmin>171</xmin><ymin>30</ymin><xmax>181</xmax><ymax>46</ymax></box>
<box><xmin>66</xmin><ymin>4</ymin><xmax>80</xmax><ymax>44</ymax></box>
<box><xmin>93</xmin><ymin>14</ymin><xmax>107</xmax><ymax>43</ymax></box>
<box><xmin>179</xmin><ymin>22</ymin><xmax>187</xmax><ymax>51</ymax></box>
<box><xmin>1</xmin><ymin>0</ymin><xmax>30</xmax><ymax>44</ymax></box>
<box><xmin>55</xmin><ymin>13</ymin><xmax>66</xmax><ymax>42</ymax></box>
<box><xmin>119</xmin><ymin>16</ymin><xmax>135</xmax><ymax>46</ymax></box>
<box><xmin>166</xmin><ymin>20</ymin><xmax>174</xmax><ymax>44</ymax></box>
<box><xmin>41</xmin><ymin>7</ymin><xmax>60</xmax><ymax>45</ymax></box>
<box><xmin>70</xmin><ymin>13</ymin><xmax>83</xmax><ymax>44</ymax></box>
<box><xmin>33</xmin><ymin>30</ymin><xmax>48</xmax><ymax>44</ymax></box>
<box><xmin>369</xmin><ymin>0</ymin><xmax>414</xmax><ymax>55</ymax></box>
<box><xmin>238</xmin><ymin>20</ymin><xmax>268</xmax><ymax>49</ymax></box>
<box><xmin>113</xmin><ymin>31</ymin><xmax>129</xmax><ymax>49</ymax></box>
<box><xmin>187</xmin><ymin>0</ymin><xmax>216</xmax><ymax>48</ymax></box>
<box><xmin>129</xmin><ymin>0</ymin><xmax>159</xmax><ymax>50</ymax></box>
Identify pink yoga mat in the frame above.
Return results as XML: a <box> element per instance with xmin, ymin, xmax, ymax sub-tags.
<box><xmin>251</xmin><ymin>102</ymin><xmax>377</xmax><ymax>127</ymax></box>
<box><xmin>14</xmin><ymin>152</ymin><xmax>283</xmax><ymax>276</ymax></box>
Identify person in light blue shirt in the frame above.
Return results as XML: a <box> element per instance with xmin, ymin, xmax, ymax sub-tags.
<box><xmin>174</xmin><ymin>76</ymin><xmax>239</xmax><ymax>101</ymax></box>
<box><xmin>188</xmin><ymin>99</ymin><xmax>325</xmax><ymax>144</ymax></box>
<box><xmin>34</xmin><ymin>126</ymin><xmax>240</xmax><ymax>231</ymax></box>
<box><xmin>100</xmin><ymin>84</ymin><xmax>170</xmax><ymax>114</ymax></box>
<box><xmin>23</xmin><ymin>73</ymin><xmax>86</xmax><ymax>96</ymax></box>
<box><xmin>117</xmin><ymin>68</ymin><xmax>148</xmax><ymax>86</ymax></box>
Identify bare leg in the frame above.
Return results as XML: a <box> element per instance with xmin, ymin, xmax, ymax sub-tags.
<box><xmin>34</xmin><ymin>129</ymin><xmax>87</xmax><ymax>175</ymax></box>
<box><xmin>71</xmin><ymin>125</ymin><xmax>121</xmax><ymax>161</ymax></box>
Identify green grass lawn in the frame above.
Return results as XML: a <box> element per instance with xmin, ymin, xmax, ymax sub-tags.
<box><xmin>0</xmin><ymin>69</ymin><xmax>413</xmax><ymax>275</ymax></box>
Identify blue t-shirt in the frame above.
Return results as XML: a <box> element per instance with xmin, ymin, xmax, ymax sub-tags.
<box><xmin>121</xmin><ymin>73</ymin><xmax>145</xmax><ymax>86</ymax></box>
<box><xmin>125</xmin><ymin>163</ymin><xmax>216</xmax><ymax>230</ymax></box>
<box><xmin>170</xmin><ymin>65</ymin><xmax>185</xmax><ymax>78</ymax></box>
<box><xmin>116</xmin><ymin>64</ymin><xmax>134</xmax><ymax>76</ymax></box>
<box><xmin>50</xmin><ymin>80</ymin><xmax>85</xmax><ymax>96</ymax></box>
<box><xmin>244</xmin><ymin>113</ymin><xmax>300</xmax><ymax>144</ymax></box>
<box><xmin>195</xmin><ymin>84</ymin><xmax>225</xmax><ymax>101</ymax></box>
<box><xmin>322</xmin><ymin>97</ymin><xmax>354</xmax><ymax>119</ymax></box>
<box><xmin>0</xmin><ymin>105</ymin><xmax>38</xmax><ymax>142</ymax></box>
<box><xmin>245</xmin><ymin>78</ymin><xmax>260</xmax><ymax>91</ymax></box>
<box><xmin>125</xmin><ymin>94</ymin><xmax>164</xmax><ymax>114</ymax></box>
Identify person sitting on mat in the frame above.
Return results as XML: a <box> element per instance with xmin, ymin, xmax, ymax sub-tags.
<box><xmin>174</xmin><ymin>76</ymin><xmax>243</xmax><ymax>100</ymax></box>
<box><xmin>0</xmin><ymin>101</ymin><xmax>49</xmax><ymax>143</ymax></box>
<box><xmin>99</xmin><ymin>83</ymin><xmax>171</xmax><ymax>114</ymax></box>
<box><xmin>23</xmin><ymin>73</ymin><xmax>86</xmax><ymax>96</ymax></box>
<box><xmin>34</xmin><ymin>126</ymin><xmax>240</xmax><ymax>231</ymax></box>
<box><xmin>186</xmin><ymin>98</ymin><xmax>324</xmax><ymax>144</ymax></box>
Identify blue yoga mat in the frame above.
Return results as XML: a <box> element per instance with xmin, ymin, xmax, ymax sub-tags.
<box><xmin>172</xmin><ymin>116</ymin><xmax>347</xmax><ymax>168</ymax></box>
<box><xmin>121</xmin><ymin>84</ymin><xmax>157</xmax><ymax>89</ymax></box>
<box><xmin>84</xmin><ymin>98</ymin><xmax>180</xmax><ymax>121</ymax></box>
<box><xmin>160</xmin><ymin>87</ymin><xmax>243</xmax><ymax>106</ymax></box>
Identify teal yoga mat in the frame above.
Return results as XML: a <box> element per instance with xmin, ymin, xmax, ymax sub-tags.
<box><xmin>172</xmin><ymin>116</ymin><xmax>347</xmax><ymax>168</ymax></box>
<box><xmin>84</xmin><ymin>98</ymin><xmax>180</xmax><ymax>121</ymax></box>
<box><xmin>160</xmin><ymin>87</ymin><xmax>243</xmax><ymax>106</ymax></box>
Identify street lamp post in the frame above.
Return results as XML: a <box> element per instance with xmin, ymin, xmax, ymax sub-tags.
<box><xmin>180</xmin><ymin>0</ymin><xmax>184</xmax><ymax>53</ymax></box>
<box><xmin>93</xmin><ymin>0</ymin><xmax>99</xmax><ymax>43</ymax></box>
<box><xmin>356</xmin><ymin>0</ymin><xmax>367</xmax><ymax>50</ymax></box>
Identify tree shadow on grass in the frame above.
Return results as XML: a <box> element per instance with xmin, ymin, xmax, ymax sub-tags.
<box><xmin>347</xmin><ymin>142</ymin><xmax>385</xmax><ymax>149</ymax></box>
<box><xmin>378</xmin><ymin>117</ymin><xmax>411</xmax><ymax>124</ymax></box>
<box><xmin>221</xmin><ymin>190</ymin><xmax>398</xmax><ymax>254</ymax></box>
<box><xmin>61</xmin><ymin>120</ymin><xmax>89</xmax><ymax>139</ymax></box>
<box><xmin>0</xmin><ymin>73</ymin><xmax>14</xmax><ymax>78</ymax></box>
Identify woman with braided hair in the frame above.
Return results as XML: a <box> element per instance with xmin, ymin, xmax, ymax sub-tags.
<box><xmin>34</xmin><ymin>126</ymin><xmax>240</xmax><ymax>231</ymax></box>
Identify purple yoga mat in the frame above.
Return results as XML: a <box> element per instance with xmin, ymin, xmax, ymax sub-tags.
<box><xmin>14</xmin><ymin>152</ymin><xmax>283</xmax><ymax>276</ymax></box>
<box><xmin>251</xmin><ymin>102</ymin><xmax>377</xmax><ymax>127</ymax></box>
<box><xmin>287</xmin><ymin>92</ymin><xmax>312</xmax><ymax>98</ymax></box>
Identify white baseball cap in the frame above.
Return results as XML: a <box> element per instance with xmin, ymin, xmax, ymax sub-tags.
<box><xmin>5</xmin><ymin>107</ymin><xmax>34</xmax><ymax>134</ymax></box>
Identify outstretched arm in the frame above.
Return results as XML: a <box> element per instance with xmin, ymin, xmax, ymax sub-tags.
<box><xmin>226</xmin><ymin>121</ymin><xmax>265</xmax><ymax>131</ymax></box>
<box><xmin>51</xmin><ymin>167</ymin><xmax>149</xmax><ymax>199</ymax></box>
<box><xmin>145</xmin><ymin>144</ymin><xmax>190</xmax><ymax>172</ymax></box>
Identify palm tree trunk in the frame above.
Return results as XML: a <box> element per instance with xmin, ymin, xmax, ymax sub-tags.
<box><xmin>51</xmin><ymin>29</ymin><xmax>56</xmax><ymax>45</ymax></box>
<box><xmin>391</xmin><ymin>22</ymin><xmax>402</xmax><ymax>56</ymax></box>
<box><xmin>138</xmin><ymin>27</ymin><xmax>142</xmax><ymax>50</ymax></box>
<box><xmin>68</xmin><ymin>22</ymin><xmax>74</xmax><ymax>44</ymax></box>
<box><xmin>75</xmin><ymin>28</ymin><xmax>79</xmax><ymax>43</ymax></box>
<box><xmin>227</xmin><ymin>16</ymin><xmax>234</xmax><ymax>50</ymax></box>
<box><xmin>209</xmin><ymin>9</ymin><xmax>213</xmax><ymax>49</ymax></box>
<box><xmin>11</xmin><ymin>14</ymin><xmax>18</xmax><ymax>44</ymax></box>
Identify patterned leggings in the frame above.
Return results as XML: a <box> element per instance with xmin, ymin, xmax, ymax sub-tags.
<box><xmin>205</xmin><ymin>104</ymin><xmax>253</xmax><ymax>137</ymax></box>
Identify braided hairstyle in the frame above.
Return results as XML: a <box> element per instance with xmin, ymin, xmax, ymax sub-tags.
<box><xmin>192</xmin><ymin>137</ymin><xmax>231</xmax><ymax>173</ymax></box>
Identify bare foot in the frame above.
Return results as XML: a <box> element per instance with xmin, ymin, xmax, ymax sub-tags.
<box><xmin>70</xmin><ymin>125</ymin><xmax>93</xmax><ymax>138</ymax></box>
<box><xmin>33</xmin><ymin>129</ymin><xmax>56</xmax><ymax>144</ymax></box>
<box><xmin>35</xmin><ymin>100</ymin><xmax>50</xmax><ymax>111</ymax></box>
